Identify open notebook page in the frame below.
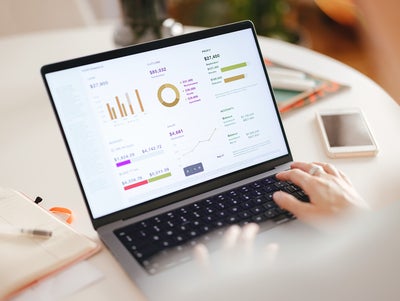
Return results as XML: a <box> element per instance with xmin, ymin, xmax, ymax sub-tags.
<box><xmin>0</xmin><ymin>187</ymin><xmax>100</xmax><ymax>300</ymax></box>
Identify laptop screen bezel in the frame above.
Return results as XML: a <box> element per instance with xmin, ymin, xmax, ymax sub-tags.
<box><xmin>41</xmin><ymin>20</ymin><xmax>293</xmax><ymax>229</ymax></box>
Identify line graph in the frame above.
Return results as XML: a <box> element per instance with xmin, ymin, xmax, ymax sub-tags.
<box><xmin>181</xmin><ymin>128</ymin><xmax>217</xmax><ymax>157</ymax></box>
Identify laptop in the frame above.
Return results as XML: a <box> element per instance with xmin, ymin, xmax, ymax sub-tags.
<box><xmin>41</xmin><ymin>20</ymin><xmax>308</xmax><ymax>299</ymax></box>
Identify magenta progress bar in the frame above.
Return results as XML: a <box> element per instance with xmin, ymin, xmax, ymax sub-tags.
<box><xmin>116</xmin><ymin>159</ymin><xmax>131</xmax><ymax>167</ymax></box>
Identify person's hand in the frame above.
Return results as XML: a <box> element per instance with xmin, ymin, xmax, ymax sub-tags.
<box><xmin>193</xmin><ymin>161</ymin><xmax>366</xmax><ymax>269</ymax></box>
<box><xmin>193</xmin><ymin>223</ymin><xmax>279</xmax><ymax>271</ymax></box>
<box><xmin>273</xmin><ymin>161</ymin><xmax>369</xmax><ymax>228</ymax></box>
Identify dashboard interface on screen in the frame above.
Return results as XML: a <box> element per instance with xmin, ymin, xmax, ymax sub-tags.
<box><xmin>45</xmin><ymin>28</ymin><xmax>289</xmax><ymax>218</ymax></box>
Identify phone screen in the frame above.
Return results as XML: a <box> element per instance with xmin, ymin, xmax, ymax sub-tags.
<box><xmin>321</xmin><ymin>113</ymin><xmax>374</xmax><ymax>147</ymax></box>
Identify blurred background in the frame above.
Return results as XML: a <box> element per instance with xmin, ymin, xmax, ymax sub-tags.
<box><xmin>0</xmin><ymin>0</ymin><xmax>398</xmax><ymax>104</ymax></box>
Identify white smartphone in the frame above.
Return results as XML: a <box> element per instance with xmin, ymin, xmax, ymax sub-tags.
<box><xmin>316</xmin><ymin>108</ymin><xmax>378</xmax><ymax>158</ymax></box>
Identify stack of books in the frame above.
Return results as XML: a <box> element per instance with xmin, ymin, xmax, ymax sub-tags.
<box><xmin>265</xmin><ymin>58</ymin><xmax>349</xmax><ymax>114</ymax></box>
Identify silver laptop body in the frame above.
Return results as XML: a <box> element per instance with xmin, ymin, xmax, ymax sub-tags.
<box><xmin>42</xmin><ymin>20</ymin><xmax>299</xmax><ymax>299</ymax></box>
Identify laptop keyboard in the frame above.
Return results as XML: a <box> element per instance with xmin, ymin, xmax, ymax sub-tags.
<box><xmin>114</xmin><ymin>174</ymin><xmax>309</xmax><ymax>274</ymax></box>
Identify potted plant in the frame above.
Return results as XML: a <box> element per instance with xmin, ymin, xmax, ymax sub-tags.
<box><xmin>114</xmin><ymin>0</ymin><xmax>183</xmax><ymax>46</ymax></box>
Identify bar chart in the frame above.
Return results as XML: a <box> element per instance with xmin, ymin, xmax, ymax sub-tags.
<box><xmin>221</xmin><ymin>62</ymin><xmax>247</xmax><ymax>83</ymax></box>
<box><xmin>106</xmin><ymin>89</ymin><xmax>145</xmax><ymax>120</ymax></box>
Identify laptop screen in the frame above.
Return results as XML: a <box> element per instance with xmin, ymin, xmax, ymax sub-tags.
<box><xmin>43</xmin><ymin>22</ymin><xmax>289</xmax><ymax>220</ymax></box>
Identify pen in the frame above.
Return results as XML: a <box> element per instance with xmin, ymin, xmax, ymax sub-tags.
<box><xmin>0</xmin><ymin>225</ymin><xmax>52</xmax><ymax>238</ymax></box>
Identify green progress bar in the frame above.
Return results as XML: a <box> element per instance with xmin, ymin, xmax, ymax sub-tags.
<box><xmin>221</xmin><ymin>62</ymin><xmax>247</xmax><ymax>72</ymax></box>
<box><xmin>148</xmin><ymin>172</ymin><xmax>172</xmax><ymax>183</ymax></box>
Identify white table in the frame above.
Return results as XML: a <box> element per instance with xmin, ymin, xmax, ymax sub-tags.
<box><xmin>1</xmin><ymin>23</ymin><xmax>399</xmax><ymax>300</ymax></box>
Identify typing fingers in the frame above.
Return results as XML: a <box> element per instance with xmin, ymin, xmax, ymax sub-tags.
<box><xmin>273</xmin><ymin>190</ymin><xmax>315</xmax><ymax>221</ymax></box>
<box><xmin>193</xmin><ymin>243</ymin><xmax>211</xmax><ymax>271</ymax></box>
<box><xmin>275</xmin><ymin>167</ymin><xmax>313</xmax><ymax>193</ymax></box>
<box><xmin>193</xmin><ymin>223</ymin><xmax>260</xmax><ymax>271</ymax></box>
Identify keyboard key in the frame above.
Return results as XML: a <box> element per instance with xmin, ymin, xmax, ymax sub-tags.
<box><xmin>252</xmin><ymin>214</ymin><xmax>267</xmax><ymax>223</ymax></box>
<box><xmin>238</xmin><ymin>210</ymin><xmax>251</xmax><ymax>219</ymax></box>
<box><xmin>250</xmin><ymin>206</ymin><xmax>263</xmax><ymax>215</ymax></box>
<box><xmin>226</xmin><ymin>215</ymin><xmax>239</xmax><ymax>224</ymax></box>
<box><xmin>265</xmin><ymin>209</ymin><xmax>278</xmax><ymax>218</ymax></box>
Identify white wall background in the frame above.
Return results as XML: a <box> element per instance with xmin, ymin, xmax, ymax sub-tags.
<box><xmin>0</xmin><ymin>0</ymin><xmax>121</xmax><ymax>36</ymax></box>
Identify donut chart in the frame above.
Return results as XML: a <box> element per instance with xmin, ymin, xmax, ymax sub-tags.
<box><xmin>157</xmin><ymin>83</ymin><xmax>180</xmax><ymax>107</ymax></box>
